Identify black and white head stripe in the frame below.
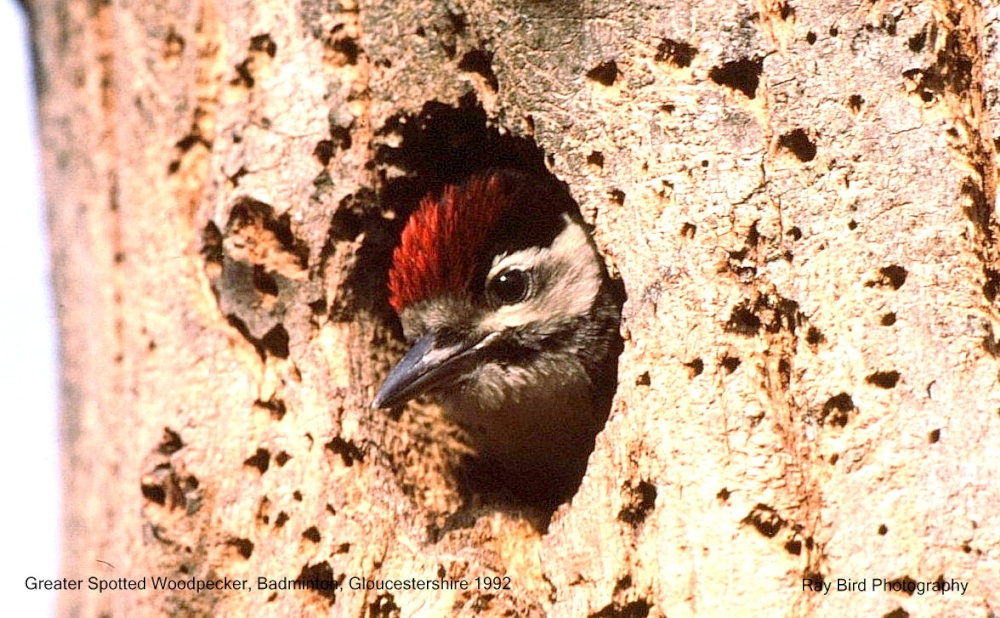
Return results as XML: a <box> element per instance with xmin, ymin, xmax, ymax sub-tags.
<box><xmin>480</xmin><ymin>214</ymin><xmax>602</xmax><ymax>332</ymax></box>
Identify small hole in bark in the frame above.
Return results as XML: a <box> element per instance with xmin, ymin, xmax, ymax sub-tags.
<box><xmin>587</xmin><ymin>151</ymin><xmax>605</xmax><ymax>168</ymax></box>
<box><xmin>232</xmin><ymin>58</ymin><xmax>254</xmax><ymax>88</ymax></box>
<box><xmin>806</xmin><ymin>326</ymin><xmax>825</xmax><ymax>345</ymax></box>
<box><xmin>328</xmin><ymin>32</ymin><xmax>360</xmax><ymax>66</ymax></box>
<box><xmin>778</xmin><ymin>358</ymin><xmax>791</xmax><ymax>387</ymax></box>
<box><xmin>618</xmin><ymin>480</ymin><xmax>657</xmax><ymax>526</ymax></box>
<box><xmin>881</xmin><ymin>265</ymin><xmax>907</xmax><ymax>289</ymax></box>
<box><xmin>806</xmin><ymin>31</ymin><xmax>817</xmax><ymax>44</ymax></box>
<box><xmin>635</xmin><ymin>371</ymin><xmax>651</xmax><ymax>386</ymax></box>
<box><xmin>928</xmin><ymin>429</ymin><xmax>940</xmax><ymax>443</ymax></box>
<box><xmin>655</xmin><ymin>39</ymin><xmax>697</xmax><ymax>67</ymax></box>
<box><xmin>880</xmin><ymin>14</ymin><xmax>897</xmax><ymax>36</ymax></box>
<box><xmin>866</xmin><ymin>371</ymin><xmax>901</xmax><ymax>389</ymax></box>
<box><xmin>314</xmin><ymin>140</ymin><xmax>335</xmax><ymax>166</ymax></box>
<box><xmin>296</xmin><ymin>562</ymin><xmax>338</xmax><ymax>605</ymax></box>
<box><xmin>721</xmin><ymin>356</ymin><xmax>742</xmax><ymax>373</ymax></box>
<box><xmin>726</xmin><ymin>302</ymin><xmax>762</xmax><ymax>335</ymax></box>
<box><xmin>586</xmin><ymin>60</ymin><xmax>619</xmax><ymax>86</ymax></box>
<box><xmin>848</xmin><ymin>94</ymin><xmax>864</xmax><ymax>113</ymax></box>
<box><xmin>227</xmin><ymin>166</ymin><xmax>248</xmax><ymax>186</ymax></box>
<box><xmin>157</xmin><ymin>428</ymin><xmax>184</xmax><ymax>455</ymax></box>
<box><xmin>302</xmin><ymin>526</ymin><xmax>321</xmax><ymax>543</ymax></box>
<box><xmin>244</xmin><ymin>448</ymin><xmax>270</xmax><ymax>474</ymax></box>
<box><xmin>881</xmin><ymin>312</ymin><xmax>897</xmax><ymax>326</ymax></box>
<box><xmin>329</xmin><ymin>125</ymin><xmax>352</xmax><ymax>153</ymax></box>
<box><xmin>778</xmin><ymin>128</ymin><xmax>817</xmax><ymax>162</ymax></box>
<box><xmin>743</xmin><ymin>504</ymin><xmax>785</xmax><ymax>538</ymax></box>
<box><xmin>908</xmin><ymin>29</ymin><xmax>927</xmax><ymax>52</ymax></box>
<box><xmin>325</xmin><ymin>436</ymin><xmax>364</xmax><ymax>466</ymax></box>
<box><xmin>878</xmin><ymin>524</ymin><xmax>889</xmax><ymax>535</ymax></box>
<box><xmin>866</xmin><ymin>265</ymin><xmax>908</xmax><ymax>289</ymax></box>
<box><xmin>685</xmin><ymin>358</ymin><xmax>704</xmax><ymax>377</ymax></box>
<box><xmin>709</xmin><ymin>56</ymin><xmax>763</xmax><ymax>99</ymax></box>
<box><xmin>369</xmin><ymin>594</ymin><xmax>401</xmax><ymax>617</ymax></box>
<box><xmin>255</xmin><ymin>398</ymin><xmax>287</xmax><ymax>421</ymax></box>
<box><xmin>821</xmin><ymin>393</ymin><xmax>855</xmax><ymax>427</ymax></box>
<box><xmin>887</xmin><ymin>577</ymin><xmax>917</xmax><ymax>597</ymax></box>
<box><xmin>249</xmin><ymin>34</ymin><xmax>277</xmax><ymax>57</ymax></box>
<box><xmin>163</xmin><ymin>28</ymin><xmax>185</xmax><ymax>61</ymax></box>
<box><xmin>227</xmin><ymin>538</ymin><xmax>254</xmax><ymax>559</ymax></box>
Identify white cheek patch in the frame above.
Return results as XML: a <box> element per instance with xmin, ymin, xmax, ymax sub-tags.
<box><xmin>481</xmin><ymin>214</ymin><xmax>603</xmax><ymax>331</ymax></box>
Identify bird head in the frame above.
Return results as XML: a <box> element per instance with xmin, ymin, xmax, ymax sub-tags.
<box><xmin>372</xmin><ymin>169</ymin><xmax>622</xmax><ymax>504</ymax></box>
<box><xmin>373</xmin><ymin>168</ymin><xmax>619</xmax><ymax>409</ymax></box>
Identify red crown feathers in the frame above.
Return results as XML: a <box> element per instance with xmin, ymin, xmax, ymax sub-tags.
<box><xmin>388</xmin><ymin>172</ymin><xmax>513</xmax><ymax>312</ymax></box>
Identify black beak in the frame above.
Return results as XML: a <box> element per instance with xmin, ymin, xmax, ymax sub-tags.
<box><xmin>371</xmin><ymin>332</ymin><xmax>499</xmax><ymax>409</ymax></box>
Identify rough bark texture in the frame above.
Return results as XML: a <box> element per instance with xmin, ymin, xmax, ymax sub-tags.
<box><xmin>32</xmin><ymin>0</ymin><xmax>1000</xmax><ymax>615</ymax></box>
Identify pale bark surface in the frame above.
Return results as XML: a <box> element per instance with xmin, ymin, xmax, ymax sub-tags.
<box><xmin>32</xmin><ymin>0</ymin><xmax>1000</xmax><ymax>615</ymax></box>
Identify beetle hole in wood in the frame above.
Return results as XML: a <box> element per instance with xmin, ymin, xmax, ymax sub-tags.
<box><xmin>721</xmin><ymin>356</ymin><xmax>742</xmax><ymax>373</ymax></box>
<box><xmin>708</xmin><ymin>56</ymin><xmax>763</xmax><ymax>99</ymax></box>
<box><xmin>655</xmin><ymin>39</ymin><xmax>697</xmax><ymax>67</ymax></box>
<box><xmin>685</xmin><ymin>358</ymin><xmax>704</xmax><ymax>377</ymax></box>
<box><xmin>586</xmin><ymin>60</ymin><xmax>619</xmax><ymax>86</ymax></box>
<box><xmin>866</xmin><ymin>370</ymin><xmax>901</xmax><ymax>389</ymax></box>
<box><xmin>778</xmin><ymin>128</ymin><xmax>817</xmax><ymax>162</ymax></box>
<box><xmin>244</xmin><ymin>448</ymin><xmax>270</xmax><ymax>474</ymax></box>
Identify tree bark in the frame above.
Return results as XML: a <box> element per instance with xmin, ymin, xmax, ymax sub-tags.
<box><xmin>31</xmin><ymin>0</ymin><xmax>1000</xmax><ymax>615</ymax></box>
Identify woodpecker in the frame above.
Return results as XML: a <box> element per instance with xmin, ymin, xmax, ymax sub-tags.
<box><xmin>373</xmin><ymin>169</ymin><xmax>622</xmax><ymax>505</ymax></box>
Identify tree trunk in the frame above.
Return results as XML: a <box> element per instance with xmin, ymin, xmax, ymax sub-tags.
<box><xmin>32</xmin><ymin>0</ymin><xmax>1000</xmax><ymax>615</ymax></box>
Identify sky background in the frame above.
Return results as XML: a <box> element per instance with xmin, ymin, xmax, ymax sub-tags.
<box><xmin>1</xmin><ymin>1</ymin><xmax>62</xmax><ymax>615</ymax></box>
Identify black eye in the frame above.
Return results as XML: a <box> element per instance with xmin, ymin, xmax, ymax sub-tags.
<box><xmin>487</xmin><ymin>269</ymin><xmax>531</xmax><ymax>305</ymax></box>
